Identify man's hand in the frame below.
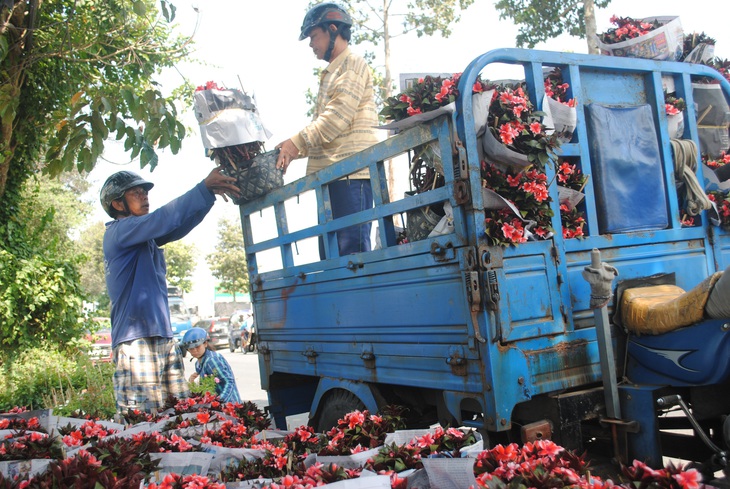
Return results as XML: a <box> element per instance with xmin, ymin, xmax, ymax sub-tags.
<box><xmin>204</xmin><ymin>166</ymin><xmax>240</xmax><ymax>201</ymax></box>
<box><xmin>275</xmin><ymin>139</ymin><xmax>299</xmax><ymax>174</ymax></box>
<box><xmin>188</xmin><ymin>372</ymin><xmax>199</xmax><ymax>384</ymax></box>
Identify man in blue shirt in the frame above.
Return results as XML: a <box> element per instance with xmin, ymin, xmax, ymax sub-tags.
<box><xmin>100</xmin><ymin>167</ymin><xmax>239</xmax><ymax>415</ymax></box>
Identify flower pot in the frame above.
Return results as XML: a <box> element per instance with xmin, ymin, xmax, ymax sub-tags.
<box><xmin>667</xmin><ymin>112</ymin><xmax>684</xmax><ymax>139</ymax></box>
<box><xmin>407</xmin><ymin>205</ymin><xmax>443</xmax><ymax>242</ymax></box>
<box><xmin>595</xmin><ymin>16</ymin><xmax>684</xmax><ymax>61</ymax></box>
<box><xmin>480</xmin><ymin>126</ymin><xmax>530</xmax><ymax>172</ymax></box>
<box><xmin>222</xmin><ymin>149</ymin><xmax>284</xmax><ymax>204</ymax></box>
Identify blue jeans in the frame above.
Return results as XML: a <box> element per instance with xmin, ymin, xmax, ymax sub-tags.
<box><xmin>319</xmin><ymin>179</ymin><xmax>373</xmax><ymax>259</ymax></box>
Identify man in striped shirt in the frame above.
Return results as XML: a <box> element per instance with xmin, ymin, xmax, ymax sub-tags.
<box><xmin>276</xmin><ymin>3</ymin><xmax>379</xmax><ymax>258</ymax></box>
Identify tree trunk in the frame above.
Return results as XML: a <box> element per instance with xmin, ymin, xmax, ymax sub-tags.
<box><xmin>0</xmin><ymin>0</ymin><xmax>37</xmax><ymax>200</ymax></box>
<box><xmin>584</xmin><ymin>0</ymin><xmax>599</xmax><ymax>54</ymax></box>
<box><xmin>382</xmin><ymin>0</ymin><xmax>392</xmax><ymax>101</ymax></box>
<box><xmin>382</xmin><ymin>0</ymin><xmax>397</xmax><ymax>204</ymax></box>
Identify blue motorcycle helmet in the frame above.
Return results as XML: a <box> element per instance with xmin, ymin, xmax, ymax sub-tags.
<box><xmin>181</xmin><ymin>327</ymin><xmax>208</xmax><ymax>350</ymax></box>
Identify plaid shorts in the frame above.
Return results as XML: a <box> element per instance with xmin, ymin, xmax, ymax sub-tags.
<box><xmin>112</xmin><ymin>337</ymin><xmax>189</xmax><ymax>414</ymax></box>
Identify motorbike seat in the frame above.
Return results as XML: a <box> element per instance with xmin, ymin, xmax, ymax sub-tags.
<box><xmin>621</xmin><ymin>272</ymin><xmax>722</xmax><ymax>335</ymax></box>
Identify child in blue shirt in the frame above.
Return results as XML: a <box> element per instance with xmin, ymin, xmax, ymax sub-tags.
<box><xmin>182</xmin><ymin>327</ymin><xmax>242</xmax><ymax>404</ymax></box>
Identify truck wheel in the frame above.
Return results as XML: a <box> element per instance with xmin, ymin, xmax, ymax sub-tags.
<box><xmin>313</xmin><ymin>389</ymin><xmax>366</xmax><ymax>433</ymax></box>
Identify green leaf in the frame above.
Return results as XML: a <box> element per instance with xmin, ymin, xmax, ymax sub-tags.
<box><xmin>0</xmin><ymin>36</ymin><xmax>8</xmax><ymax>63</ymax></box>
<box><xmin>132</xmin><ymin>1</ymin><xmax>147</xmax><ymax>16</ymax></box>
<box><xmin>140</xmin><ymin>144</ymin><xmax>158</xmax><ymax>169</ymax></box>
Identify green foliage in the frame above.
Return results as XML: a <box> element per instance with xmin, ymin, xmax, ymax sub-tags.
<box><xmin>189</xmin><ymin>373</ymin><xmax>219</xmax><ymax>397</ymax></box>
<box><xmin>163</xmin><ymin>240</ymin><xmax>198</xmax><ymax>293</ymax></box>
<box><xmin>0</xmin><ymin>234</ymin><xmax>87</xmax><ymax>362</ymax></box>
<box><xmin>494</xmin><ymin>0</ymin><xmax>612</xmax><ymax>49</ymax></box>
<box><xmin>0</xmin><ymin>171</ymin><xmax>91</xmax><ymax>360</ymax></box>
<box><xmin>17</xmin><ymin>171</ymin><xmax>93</xmax><ymax>258</ymax></box>
<box><xmin>0</xmin><ymin>346</ymin><xmax>116</xmax><ymax>419</ymax></box>
<box><xmin>206</xmin><ymin>219</ymin><xmax>249</xmax><ymax>302</ymax></box>
<box><xmin>76</xmin><ymin>221</ymin><xmax>110</xmax><ymax>313</ymax></box>
<box><xmin>0</xmin><ymin>0</ymin><xmax>193</xmax><ymax>210</ymax></box>
<box><xmin>338</xmin><ymin>0</ymin><xmax>475</xmax><ymax>44</ymax></box>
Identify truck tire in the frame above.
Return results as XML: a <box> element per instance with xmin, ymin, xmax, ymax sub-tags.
<box><xmin>313</xmin><ymin>389</ymin><xmax>366</xmax><ymax>433</ymax></box>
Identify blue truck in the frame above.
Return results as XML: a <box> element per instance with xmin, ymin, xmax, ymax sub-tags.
<box><xmin>236</xmin><ymin>49</ymin><xmax>730</xmax><ymax>473</ymax></box>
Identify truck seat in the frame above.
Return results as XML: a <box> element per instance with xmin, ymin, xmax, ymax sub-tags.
<box><xmin>621</xmin><ymin>273</ymin><xmax>723</xmax><ymax>335</ymax></box>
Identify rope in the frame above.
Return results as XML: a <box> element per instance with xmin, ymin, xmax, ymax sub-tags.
<box><xmin>670</xmin><ymin>138</ymin><xmax>712</xmax><ymax>216</ymax></box>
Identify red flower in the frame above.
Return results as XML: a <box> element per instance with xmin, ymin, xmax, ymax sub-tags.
<box><xmin>673</xmin><ymin>468</ymin><xmax>702</xmax><ymax>489</ymax></box>
<box><xmin>665</xmin><ymin>103</ymin><xmax>680</xmax><ymax>116</ymax></box>
<box><xmin>522</xmin><ymin>181</ymin><xmax>549</xmax><ymax>202</ymax></box>
<box><xmin>506</xmin><ymin>173</ymin><xmax>521</xmax><ymax>187</ymax></box>
<box><xmin>499</xmin><ymin>122</ymin><xmax>520</xmax><ymax>145</ymax></box>
<box><xmin>501</xmin><ymin>220</ymin><xmax>527</xmax><ymax>244</ymax></box>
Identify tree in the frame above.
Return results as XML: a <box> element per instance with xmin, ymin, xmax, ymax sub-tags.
<box><xmin>76</xmin><ymin>221</ymin><xmax>109</xmax><ymax>314</ymax></box>
<box><xmin>0</xmin><ymin>0</ymin><xmax>192</xmax><ymax>359</ymax></box>
<box><xmin>17</xmin><ymin>171</ymin><xmax>93</xmax><ymax>255</ymax></box>
<box><xmin>163</xmin><ymin>240</ymin><xmax>197</xmax><ymax>293</ymax></box>
<box><xmin>206</xmin><ymin>219</ymin><xmax>249</xmax><ymax>302</ymax></box>
<box><xmin>0</xmin><ymin>181</ymin><xmax>87</xmax><ymax>363</ymax></box>
<box><xmin>0</xmin><ymin>0</ymin><xmax>191</xmax><ymax>221</ymax></box>
<box><xmin>494</xmin><ymin>0</ymin><xmax>612</xmax><ymax>54</ymax></box>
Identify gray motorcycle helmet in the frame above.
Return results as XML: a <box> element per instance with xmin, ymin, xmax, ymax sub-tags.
<box><xmin>100</xmin><ymin>171</ymin><xmax>154</xmax><ymax>218</ymax></box>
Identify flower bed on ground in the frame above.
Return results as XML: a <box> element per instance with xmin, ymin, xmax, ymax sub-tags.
<box><xmin>0</xmin><ymin>394</ymin><xmax>705</xmax><ymax>489</ymax></box>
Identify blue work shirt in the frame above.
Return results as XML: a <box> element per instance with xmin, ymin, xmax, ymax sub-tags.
<box><xmin>104</xmin><ymin>181</ymin><xmax>215</xmax><ymax>348</ymax></box>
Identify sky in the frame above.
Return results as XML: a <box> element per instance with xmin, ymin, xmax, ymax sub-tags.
<box><xmin>84</xmin><ymin>0</ymin><xmax>730</xmax><ymax>316</ymax></box>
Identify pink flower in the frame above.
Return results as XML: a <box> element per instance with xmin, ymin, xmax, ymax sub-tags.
<box><xmin>673</xmin><ymin>468</ymin><xmax>702</xmax><ymax>489</ymax></box>
<box><xmin>499</xmin><ymin>123</ymin><xmax>520</xmax><ymax>145</ymax></box>
<box><xmin>501</xmin><ymin>221</ymin><xmax>527</xmax><ymax>244</ymax></box>
<box><xmin>506</xmin><ymin>173</ymin><xmax>522</xmax><ymax>187</ymax></box>
<box><xmin>417</xmin><ymin>432</ymin><xmax>435</xmax><ymax>448</ymax></box>
<box><xmin>343</xmin><ymin>410</ymin><xmax>366</xmax><ymax>429</ymax></box>
<box><xmin>534</xmin><ymin>438</ymin><xmax>563</xmax><ymax>458</ymax></box>
<box><xmin>522</xmin><ymin>181</ymin><xmax>549</xmax><ymax>202</ymax></box>
<box><xmin>512</xmin><ymin>103</ymin><xmax>526</xmax><ymax>118</ymax></box>
<box><xmin>529</xmin><ymin>121</ymin><xmax>543</xmax><ymax>134</ymax></box>
<box><xmin>666</xmin><ymin>103</ymin><xmax>680</xmax><ymax>116</ymax></box>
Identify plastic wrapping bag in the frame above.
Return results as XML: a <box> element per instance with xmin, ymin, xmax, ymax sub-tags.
<box><xmin>596</xmin><ymin>16</ymin><xmax>684</xmax><ymax>61</ymax></box>
<box><xmin>194</xmin><ymin>88</ymin><xmax>272</xmax><ymax>149</ymax></box>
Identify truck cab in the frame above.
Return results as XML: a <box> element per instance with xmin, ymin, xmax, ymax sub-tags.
<box><xmin>236</xmin><ymin>49</ymin><xmax>730</xmax><ymax>471</ymax></box>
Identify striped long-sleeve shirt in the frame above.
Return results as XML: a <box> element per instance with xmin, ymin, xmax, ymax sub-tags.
<box><xmin>195</xmin><ymin>349</ymin><xmax>242</xmax><ymax>404</ymax></box>
<box><xmin>291</xmin><ymin>47</ymin><xmax>379</xmax><ymax>179</ymax></box>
